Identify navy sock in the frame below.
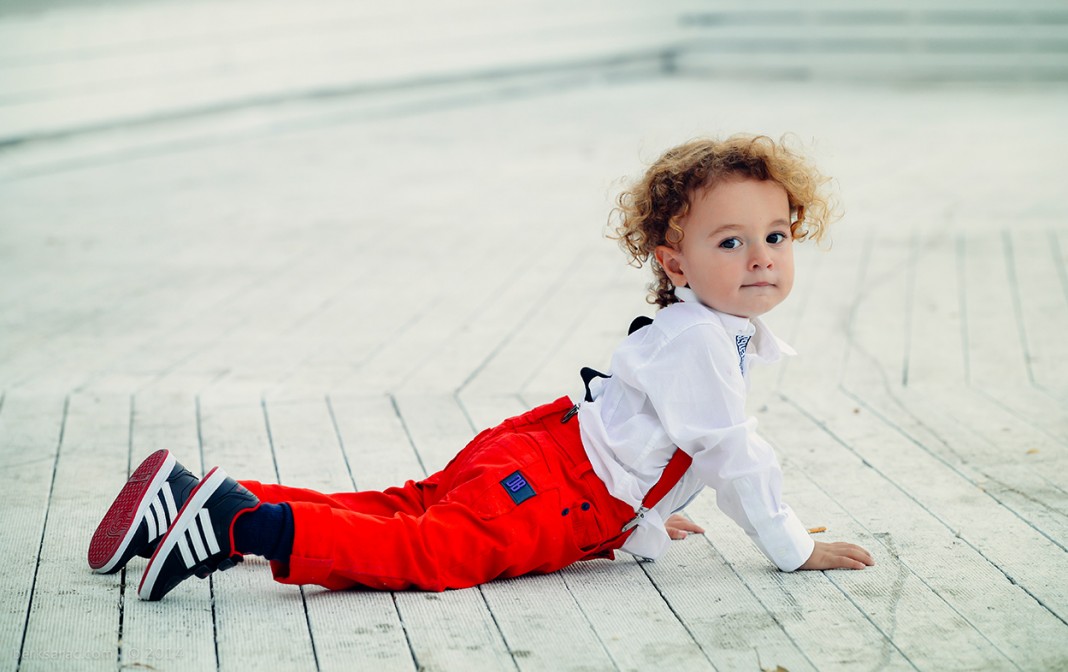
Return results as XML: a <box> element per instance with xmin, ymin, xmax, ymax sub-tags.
<box><xmin>232</xmin><ymin>502</ymin><xmax>294</xmax><ymax>561</ymax></box>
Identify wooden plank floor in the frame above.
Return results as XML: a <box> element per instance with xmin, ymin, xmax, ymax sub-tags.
<box><xmin>2</xmin><ymin>1</ymin><xmax>1067</xmax><ymax>670</ymax></box>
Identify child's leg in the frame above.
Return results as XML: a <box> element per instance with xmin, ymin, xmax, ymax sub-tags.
<box><xmin>268</xmin><ymin>398</ymin><xmax>635</xmax><ymax>592</ymax></box>
<box><xmin>279</xmin><ymin>486</ymin><xmax>568</xmax><ymax>591</ymax></box>
<box><xmin>240</xmin><ymin>478</ymin><xmax>440</xmax><ymax>519</ymax></box>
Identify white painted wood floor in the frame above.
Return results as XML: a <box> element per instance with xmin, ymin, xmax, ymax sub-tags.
<box><xmin>1</xmin><ymin>1</ymin><xmax>1067</xmax><ymax>670</ymax></box>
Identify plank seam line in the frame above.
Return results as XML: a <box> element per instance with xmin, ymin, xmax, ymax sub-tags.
<box><xmin>515</xmin><ymin>263</ymin><xmax>609</xmax><ymax>396</ymax></box>
<box><xmin>275</xmin><ymin>226</ymin><xmax>408</xmax><ymax>337</ymax></box>
<box><xmin>837</xmin><ymin>221</ymin><xmax>877</xmax><ymax>388</ymax></box>
<box><xmin>900</xmin><ymin>229</ymin><xmax>919</xmax><ymax>387</ymax></box>
<box><xmin>821</xmin><ymin>571</ymin><xmax>921</xmax><ymax>672</ymax></box>
<box><xmin>694</xmin><ymin>533</ymin><xmax>820</xmax><ymax>671</ymax></box>
<box><xmin>270</xmin><ymin>189</ymin><xmax>515</xmax><ymax>389</ymax></box>
<box><xmin>1033</xmin><ymin>470</ymin><xmax>1068</xmax><ymax>499</ymax></box>
<box><xmin>513</xmin><ymin>389</ymin><xmax>717</xmax><ymax>669</ymax></box>
<box><xmin>389</xmin><ymin>592</ymin><xmax>421</xmax><ymax>672</ymax></box>
<box><xmin>775</xmin><ymin>241</ymin><xmax>825</xmax><ymax>392</ymax></box>
<box><xmin>789</xmin><ymin>465</ymin><xmax>1022</xmax><ymax>669</ymax></box>
<box><xmin>393</xmin><ymin>235</ymin><xmax>557</xmax><ymax>393</ymax></box>
<box><xmin>325</xmin><ymin>294</ymin><xmax>439</xmax><ymax>390</ymax></box>
<box><xmin>841</xmin><ymin>224</ymin><xmax>922</xmax><ymax>392</ymax></box>
<box><xmin>558</xmin><ymin>572</ymin><xmax>627</xmax><ymax>672</ymax></box>
<box><xmin>324</xmin><ymin>395</ymin><xmax>359</xmax><ymax>492</ymax></box>
<box><xmin>969</xmin><ymin>385</ymin><xmax>1068</xmax><ymax>449</ymax></box>
<box><xmin>633</xmin><ymin>559</ymin><xmax>721</xmax><ymax>671</ymax></box>
<box><xmin>15</xmin><ymin>395</ymin><xmax>69</xmax><ymax>672</ymax></box>
<box><xmin>784</xmin><ymin>393</ymin><xmax>1068</xmax><ymax>628</ymax></box>
<box><xmin>325</xmin><ymin>396</ymin><xmax>419</xmax><ymax>671</ymax></box>
<box><xmin>261</xmin><ymin>398</ymin><xmax>322</xmax><ymax>672</ymax></box>
<box><xmin>488</xmin><ymin>578</ymin><xmax>596</xmax><ymax>670</ymax></box>
<box><xmin>388</xmin><ymin>394</ymin><xmax>427</xmax><ymax>478</ymax></box>
<box><xmin>839</xmin><ymin>386</ymin><xmax>1068</xmax><ymax>554</ymax></box>
<box><xmin>956</xmin><ymin>235</ymin><xmax>972</xmax><ymax>384</ymax></box>
<box><xmin>0</xmin><ymin>273</ymin><xmax>176</xmax><ymax>375</ymax></box>
<box><xmin>195</xmin><ymin>396</ymin><xmax>222</xmax><ymax>671</ymax></box>
<box><xmin>67</xmin><ymin>217</ymin><xmax>374</xmax><ymax>395</ymax></box>
<box><xmin>116</xmin><ymin>394</ymin><xmax>135</xmax><ymax>668</ymax></box>
<box><xmin>1051</xmin><ymin>229</ymin><xmax>1068</xmax><ymax>308</ymax></box>
<box><xmin>62</xmin><ymin>279</ymin><xmax>195</xmax><ymax>393</ymax></box>
<box><xmin>1000</xmin><ymin>230</ymin><xmax>1036</xmax><ymax>387</ymax></box>
<box><xmin>395</xmin><ymin>396</ymin><xmax>519</xmax><ymax>670</ymax></box>
<box><xmin>456</xmin><ymin>394</ymin><xmax>573</xmax><ymax>671</ymax></box>
<box><xmin>122</xmin><ymin>234</ymin><xmax>358</xmax><ymax>394</ymax></box>
<box><xmin>455</xmin><ymin>244</ymin><xmax>590</xmax><ymax>396</ymax></box>
<box><xmin>902</xmin><ymin>386</ymin><xmax>1068</xmax><ymax>499</ymax></box>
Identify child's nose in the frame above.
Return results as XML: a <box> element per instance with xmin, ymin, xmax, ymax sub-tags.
<box><xmin>749</xmin><ymin>245</ymin><xmax>773</xmax><ymax>269</ymax></box>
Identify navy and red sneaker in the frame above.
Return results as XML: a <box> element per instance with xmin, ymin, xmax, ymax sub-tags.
<box><xmin>88</xmin><ymin>450</ymin><xmax>200</xmax><ymax>575</ymax></box>
<box><xmin>138</xmin><ymin>467</ymin><xmax>259</xmax><ymax>601</ymax></box>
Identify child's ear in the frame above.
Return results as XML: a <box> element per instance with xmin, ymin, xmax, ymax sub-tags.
<box><xmin>654</xmin><ymin>245</ymin><xmax>687</xmax><ymax>287</ymax></box>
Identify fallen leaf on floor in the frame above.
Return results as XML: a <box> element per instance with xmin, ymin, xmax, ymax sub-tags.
<box><xmin>807</xmin><ymin>526</ymin><xmax>827</xmax><ymax>534</ymax></box>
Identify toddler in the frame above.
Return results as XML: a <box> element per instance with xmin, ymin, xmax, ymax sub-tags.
<box><xmin>88</xmin><ymin>134</ymin><xmax>873</xmax><ymax>601</ymax></box>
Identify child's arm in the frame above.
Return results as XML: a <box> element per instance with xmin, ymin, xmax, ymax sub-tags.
<box><xmin>798</xmin><ymin>541</ymin><xmax>875</xmax><ymax>570</ymax></box>
<box><xmin>664</xmin><ymin>514</ymin><xmax>874</xmax><ymax>569</ymax></box>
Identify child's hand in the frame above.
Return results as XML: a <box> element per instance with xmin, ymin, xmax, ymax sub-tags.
<box><xmin>665</xmin><ymin>514</ymin><xmax>705</xmax><ymax>540</ymax></box>
<box><xmin>799</xmin><ymin>541</ymin><xmax>874</xmax><ymax>570</ymax></box>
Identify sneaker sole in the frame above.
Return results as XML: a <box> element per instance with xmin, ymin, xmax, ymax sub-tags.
<box><xmin>138</xmin><ymin>466</ymin><xmax>228</xmax><ymax>601</ymax></box>
<box><xmin>88</xmin><ymin>450</ymin><xmax>175</xmax><ymax>574</ymax></box>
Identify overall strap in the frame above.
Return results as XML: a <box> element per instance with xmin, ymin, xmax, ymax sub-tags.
<box><xmin>622</xmin><ymin>448</ymin><xmax>692</xmax><ymax>532</ymax></box>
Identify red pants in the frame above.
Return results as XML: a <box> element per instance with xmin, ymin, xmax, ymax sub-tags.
<box><xmin>239</xmin><ymin>397</ymin><xmax>636</xmax><ymax>591</ymax></box>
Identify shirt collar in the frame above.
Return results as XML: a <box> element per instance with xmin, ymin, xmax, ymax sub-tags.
<box><xmin>672</xmin><ymin>286</ymin><xmax>796</xmax><ymax>362</ymax></box>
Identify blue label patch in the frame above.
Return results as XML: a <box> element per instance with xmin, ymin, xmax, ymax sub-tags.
<box><xmin>500</xmin><ymin>471</ymin><xmax>536</xmax><ymax>505</ymax></box>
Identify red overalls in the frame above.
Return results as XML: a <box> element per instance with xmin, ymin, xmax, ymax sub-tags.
<box><xmin>239</xmin><ymin>397</ymin><xmax>637</xmax><ymax>591</ymax></box>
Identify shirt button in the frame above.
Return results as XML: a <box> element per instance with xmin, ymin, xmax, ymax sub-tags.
<box><xmin>561</xmin><ymin>508</ymin><xmax>570</xmax><ymax>516</ymax></box>
<box><xmin>581</xmin><ymin>502</ymin><xmax>591</xmax><ymax>511</ymax></box>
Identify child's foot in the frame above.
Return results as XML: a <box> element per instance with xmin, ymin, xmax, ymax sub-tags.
<box><xmin>138</xmin><ymin>467</ymin><xmax>259</xmax><ymax>601</ymax></box>
<box><xmin>87</xmin><ymin>450</ymin><xmax>200</xmax><ymax>574</ymax></box>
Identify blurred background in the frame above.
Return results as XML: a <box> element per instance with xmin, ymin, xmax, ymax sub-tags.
<box><xmin>1</xmin><ymin>0</ymin><xmax>1066</xmax><ymax>397</ymax></box>
<box><xmin>4</xmin><ymin>0</ymin><xmax>1067</xmax><ymax>172</ymax></box>
<box><xmin>2</xmin><ymin>0</ymin><xmax>1065</xmax><ymax>152</ymax></box>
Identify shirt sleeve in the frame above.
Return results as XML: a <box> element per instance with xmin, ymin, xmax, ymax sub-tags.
<box><xmin>626</xmin><ymin>324</ymin><xmax>815</xmax><ymax>571</ymax></box>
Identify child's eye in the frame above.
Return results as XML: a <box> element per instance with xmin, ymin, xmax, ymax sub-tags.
<box><xmin>766</xmin><ymin>232</ymin><xmax>789</xmax><ymax>244</ymax></box>
<box><xmin>718</xmin><ymin>237</ymin><xmax>742</xmax><ymax>249</ymax></box>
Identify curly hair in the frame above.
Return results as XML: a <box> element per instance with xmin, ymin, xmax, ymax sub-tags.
<box><xmin>611</xmin><ymin>134</ymin><xmax>837</xmax><ymax>308</ymax></box>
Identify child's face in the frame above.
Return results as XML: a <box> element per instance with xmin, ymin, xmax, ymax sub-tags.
<box><xmin>654</xmin><ymin>178</ymin><xmax>794</xmax><ymax>318</ymax></box>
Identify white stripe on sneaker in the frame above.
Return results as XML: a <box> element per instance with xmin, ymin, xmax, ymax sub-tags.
<box><xmin>177</xmin><ymin>535</ymin><xmax>196</xmax><ymax>569</ymax></box>
<box><xmin>139</xmin><ymin>467</ymin><xmax>229</xmax><ymax>600</ymax></box>
<box><xmin>176</xmin><ymin>506</ymin><xmax>222</xmax><ymax>569</ymax></box>
<box><xmin>145</xmin><ymin>499</ymin><xmax>158</xmax><ymax>540</ymax></box>
<box><xmin>152</xmin><ymin>497</ymin><xmax>167</xmax><ymax>539</ymax></box>
<box><xmin>162</xmin><ymin>482</ymin><xmax>178</xmax><ymax>520</ymax></box>
<box><xmin>199</xmin><ymin>509</ymin><xmax>221</xmax><ymax>555</ymax></box>
<box><xmin>187</xmin><ymin>518</ymin><xmax>209</xmax><ymax>563</ymax></box>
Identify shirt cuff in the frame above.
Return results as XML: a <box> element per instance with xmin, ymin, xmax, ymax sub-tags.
<box><xmin>757</xmin><ymin>508</ymin><xmax>815</xmax><ymax>572</ymax></box>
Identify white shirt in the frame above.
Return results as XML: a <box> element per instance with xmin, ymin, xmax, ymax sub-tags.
<box><xmin>578</xmin><ymin>286</ymin><xmax>815</xmax><ymax>571</ymax></box>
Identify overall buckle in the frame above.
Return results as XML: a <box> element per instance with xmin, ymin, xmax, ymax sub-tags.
<box><xmin>622</xmin><ymin>506</ymin><xmax>649</xmax><ymax>532</ymax></box>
